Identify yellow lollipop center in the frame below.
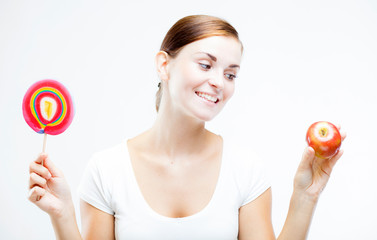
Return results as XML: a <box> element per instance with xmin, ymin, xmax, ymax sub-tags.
<box><xmin>45</xmin><ymin>101</ymin><xmax>53</xmax><ymax>119</ymax></box>
<box><xmin>40</xmin><ymin>97</ymin><xmax>57</xmax><ymax>122</ymax></box>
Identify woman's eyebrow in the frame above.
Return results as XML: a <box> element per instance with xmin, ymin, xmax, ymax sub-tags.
<box><xmin>229</xmin><ymin>64</ymin><xmax>240</xmax><ymax>69</ymax></box>
<box><xmin>206</xmin><ymin>53</ymin><xmax>217</xmax><ymax>62</ymax></box>
<box><xmin>197</xmin><ymin>52</ymin><xmax>240</xmax><ymax>68</ymax></box>
<box><xmin>196</xmin><ymin>52</ymin><xmax>217</xmax><ymax>62</ymax></box>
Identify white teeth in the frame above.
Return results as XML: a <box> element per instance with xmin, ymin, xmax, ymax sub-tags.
<box><xmin>196</xmin><ymin>92</ymin><xmax>217</xmax><ymax>103</ymax></box>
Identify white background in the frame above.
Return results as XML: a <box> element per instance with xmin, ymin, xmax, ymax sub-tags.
<box><xmin>1</xmin><ymin>0</ymin><xmax>376</xmax><ymax>239</ymax></box>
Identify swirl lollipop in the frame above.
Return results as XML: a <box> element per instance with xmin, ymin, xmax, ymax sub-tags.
<box><xmin>22</xmin><ymin>79</ymin><xmax>74</xmax><ymax>155</ymax></box>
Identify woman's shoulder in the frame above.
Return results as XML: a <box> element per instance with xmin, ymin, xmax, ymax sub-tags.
<box><xmin>223</xmin><ymin>136</ymin><xmax>271</xmax><ymax>205</ymax></box>
<box><xmin>223</xmin><ymin>135</ymin><xmax>269</xmax><ymax>182</ymax></box>
<box><xmin>223</xmin><ymin>136</ymin><xmax>263</xmax><ymax>168</ymax></box>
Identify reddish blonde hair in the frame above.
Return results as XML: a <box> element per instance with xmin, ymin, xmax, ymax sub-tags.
<box><xmin>156</xmin><ymin>15</ymin><xmax>242</xmax><ymax>112</ymax></box>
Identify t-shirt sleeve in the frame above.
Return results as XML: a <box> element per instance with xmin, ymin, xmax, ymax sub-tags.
<box><xmin>225</xmin><ymin>140</ymin><xmax>271</xmax><ymax>207</ymax></box>
<box><xmin>77</xmin><ymin>154</ymin><xmax>114</xmax><ymax>215</ymax></box>
<box><xmin>240</xmin><ymin>154</ymin><xmax>271</xmax><ymax>206</ymax></box>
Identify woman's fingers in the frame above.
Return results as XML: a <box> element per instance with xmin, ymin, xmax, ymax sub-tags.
<box><xmin>340</xmin><ymin>130</ymin><xmax>347</xmax><ymax>142</ymax></box>
<box><xmin>335</xmin><ymin>123</ymin><xmax>347</xmax><ymax>142</ymax></box>
<box><xmin>29</xmin><ymin>152</ymin><xmax>63</xmax><ymax>182</ymax></box>
<box><xmin>29</xmin><ymin>160</ymin><xmax>52</xmax><ymax>180</ymax></box>
<box><xmin>298</xmin><ymin>146</ymin><xmax>315</xmax><ymax>171</ymax></box>
<box><xmin>29</xmin><ymin>172</ymin><xmax>47</xmax><ymax>189</ymax></box>
<box><xmin>34</xmin><ymin>153</ymin><xmax>47</xmax><ymax>164</ymax></box>
<box><xmin>28</xmin><ymin>186</ymin><xmax>46</xmax><ymax>203</ymax></box>
<box><xmin>327</xmin><ymin>148</ymin><xmax>344</xmax><ymax>170</ymax></box>
<box><xmin>28</xmin><ymin>153</ymin><xmax>53</xmax><ymax>197</ymax></box>
<box><xmin>43</xmin><ymin>155</ymin><xmax>63</xmax><ymax>178</ymax></box>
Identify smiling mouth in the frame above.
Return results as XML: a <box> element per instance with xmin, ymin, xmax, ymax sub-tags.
<box><xmin>195</xmin><ymin>91</ymin><xmax>219</xmax><ymax>104</ymax></box>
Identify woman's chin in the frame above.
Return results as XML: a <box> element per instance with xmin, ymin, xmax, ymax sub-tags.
<box><xmin>192</xmin><ymin>110</ymin><xmax>219</xmax><ymax>122</ymax></box>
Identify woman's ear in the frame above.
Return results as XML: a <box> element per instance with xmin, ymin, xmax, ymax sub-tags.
<box><xmin>155</xmin><ymin>51</ymin><xmax>170</xmax><ymax>81</ymax></box>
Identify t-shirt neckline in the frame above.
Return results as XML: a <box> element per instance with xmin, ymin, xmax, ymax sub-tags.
<box><xmin>122</xmin><ymin>136</ymin><xmax>225</xmax><ymax>222</ymax></box>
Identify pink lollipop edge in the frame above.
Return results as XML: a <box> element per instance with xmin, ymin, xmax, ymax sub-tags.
<box><xmin>22</xmin><ymin>79</ymin><xmax>75</xmax><ymax>135</ymax></box>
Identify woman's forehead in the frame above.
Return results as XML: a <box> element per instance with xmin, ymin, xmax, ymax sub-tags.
<box><xmin>179</xmin><ymin>36</ymin><xmax>242</xmax><ymax>63</ymax></box>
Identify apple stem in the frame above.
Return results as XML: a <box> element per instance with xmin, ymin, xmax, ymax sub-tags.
<box><xmin>320</xmin><ymin>128</ymin><xmax>328</xmax><ymax>137</ymax></box>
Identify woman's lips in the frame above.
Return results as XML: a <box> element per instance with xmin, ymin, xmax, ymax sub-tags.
<box><xmin>195</xmin><ymin>91</ymin><xmax>219</xmax><ymax>104</ymax></box>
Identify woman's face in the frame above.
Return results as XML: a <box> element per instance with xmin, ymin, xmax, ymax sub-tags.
<box><xmin>164</xmin><ymin>36</ymin><xmax>242</xmax><ymax>122</ymax></box>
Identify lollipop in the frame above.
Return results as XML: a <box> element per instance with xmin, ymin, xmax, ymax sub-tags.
<box><xmin>22</xmin><ymin>79</ymin><xmax>74</xmax><ymax>154</ymax></box>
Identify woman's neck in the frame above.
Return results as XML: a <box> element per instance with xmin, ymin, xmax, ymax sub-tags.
<box><xmin>145</xmin><ymin>106</ymin><xmax>212</xmax><ymax>160</ymax></box>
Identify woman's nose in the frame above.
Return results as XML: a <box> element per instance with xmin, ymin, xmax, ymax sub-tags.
<box><xmin>208</xmin><ymin>72</ymin><xmax>224</xmax><ymax>90</ymax></box>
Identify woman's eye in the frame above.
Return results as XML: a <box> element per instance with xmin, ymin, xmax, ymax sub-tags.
<box><xmin>225</xmin><ymin>73</ymin><xmax>237</xmax><ymax>81</ymax></box>
<box><xmin>199</xmin><ymin>63</ymin><xmax>211</xmax><ymax>70</ymax></box>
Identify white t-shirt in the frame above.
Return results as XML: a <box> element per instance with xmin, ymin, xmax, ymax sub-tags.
<box><xmin>78</xmin><ymin>138</ymin><xmax>270</xmax><ymax>240</ymax></box>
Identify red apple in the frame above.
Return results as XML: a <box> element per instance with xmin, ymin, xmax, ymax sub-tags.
<box><xmin>306</xmin><ymin>121</ymin><xmax>342</xmax><ymax>159</ymax></box>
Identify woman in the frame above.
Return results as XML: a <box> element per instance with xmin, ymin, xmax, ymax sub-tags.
<box><xmin>28</xmin><ymin>15</ymin><xmax>346</xmax><ymax>240</ymax></box>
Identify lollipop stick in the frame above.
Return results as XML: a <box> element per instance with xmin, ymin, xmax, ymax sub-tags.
<box><xmin>37</xmin><ymin>133</ymin><xmax>47</xmax><ymax>201</ymax></box>
<box><xmin>42</xmin><ymin>133</ymin><xmax>47</xmax><ymax>165</ymax></box>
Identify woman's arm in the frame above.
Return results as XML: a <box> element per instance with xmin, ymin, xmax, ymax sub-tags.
<box><xmin>50</xmin><ymin>205</ymin><xmax>82</xmax><ymax>240</ymax></box>
<box><xmin>80</xmin><ymin>200</ymin><xmax>115</xmax><ymax>239</ymax></box>
<box><xmin>277</xmin><ymin>188</ymin><xmax>317</xmax><ymax>239</ymax></box>
<box><xmin>238</xmin><ymin>182</ymin><xmax>318</xmax><ymax>240</ymax></box>
<box><xmin>239</xmin><ymin>126</ymin><xmax>346</xmax><ymax>240</ymax></box>
<box><xmin>238</xmin><ymin>188</ymin><xmax>276</xmax><ymax>240</ymax></box>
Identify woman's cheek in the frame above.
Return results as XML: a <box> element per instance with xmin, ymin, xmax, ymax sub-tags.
<box><xmin>224</xmin><ymin>83</ymin><xmax>235</xmax><ymax>101</ymax></box>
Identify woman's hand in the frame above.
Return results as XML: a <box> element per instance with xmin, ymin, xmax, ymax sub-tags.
<box><xmin>28</xmin><ymin>153</ymin><xmax>74</xmax><ymax>219</ymax></box>
<box><xmin>293</xmin><ymin>125</ymin><xmax>347</xmax><ymax>200</ymax></box>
